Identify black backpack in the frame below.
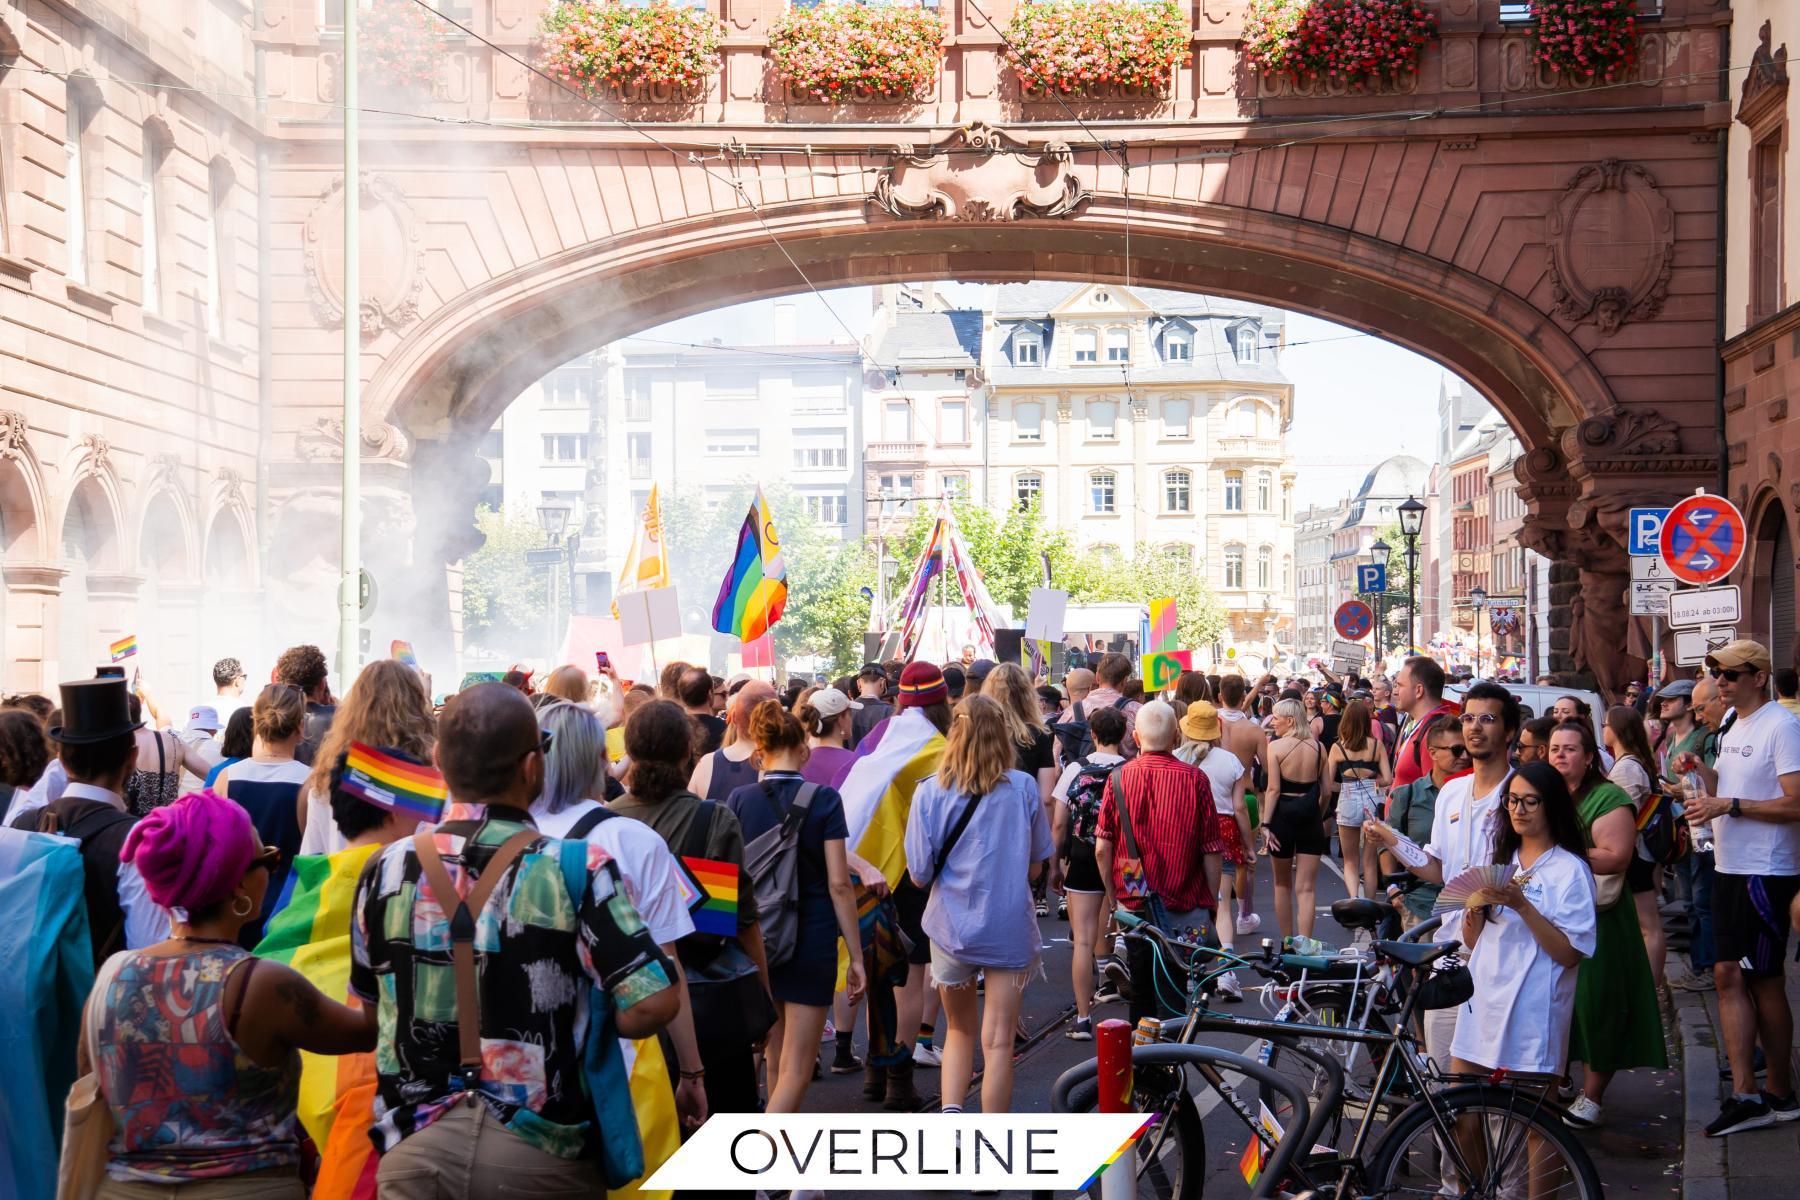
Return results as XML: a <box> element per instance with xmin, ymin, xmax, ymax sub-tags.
<box><xmin>1061</xmin><ymin>759</ymin><xmax>1115</xmax><ymax>853</ymax></box>
<box><xmin>1055</xmin><ymin>696</ymin><xmax>1130</xmax><ymax>764</ymax></box>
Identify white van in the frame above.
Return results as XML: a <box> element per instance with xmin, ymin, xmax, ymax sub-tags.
<box><xmin>1445</xmin><ymin>681</ymin><xmax>1608</xmax><ymax>745</ymax></box>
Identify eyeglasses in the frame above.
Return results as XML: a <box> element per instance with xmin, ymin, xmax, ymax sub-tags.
<box><xmin>1505</xmin><ymin>793</ymin><xmax>1543</xmax><ymax>810</ymax></box>
<box><xmin>1459</xmin><ymin>712</ymin><xmax>1499</xmax><ymax>726</ymax></box>
<box><xmin>1708</xmin><ymin>666</ymin><xmax>1756</xmax><ymax>682</ymax></box>
<box><xmin>519</xmin><ymin>729</ymin><xmax>554</xmax><ymax>760</ymax></box>
<box><xmin>1432</xmin><ymin>743</ymin><xmax>1469</xmax><ymax>757</ymax></box>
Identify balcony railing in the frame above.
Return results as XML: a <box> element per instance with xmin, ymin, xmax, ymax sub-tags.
<box><xmin>867</xmin><ymin>440</ymin><xmax>926</xmax><ymax>463</ymax></box>
<box><xmin>1213</xmin><ymin>437</ymin><xmax>1284</xmax><ymax>460</ymax></box>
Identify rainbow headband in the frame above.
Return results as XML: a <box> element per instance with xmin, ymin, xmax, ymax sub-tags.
<box><xmin>340</xmin><ymin>741</ymin><xmax>447</xmax><ymax>823</ymax></box>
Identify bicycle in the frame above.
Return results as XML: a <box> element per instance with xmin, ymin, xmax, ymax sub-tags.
<box><xmin>1057</xmin><ymin>911</ymin><xmax>1603</xmax><ymax>1200</ymax></box>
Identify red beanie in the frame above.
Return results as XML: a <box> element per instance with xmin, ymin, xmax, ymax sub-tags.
<box><xmin>896</xmin><ymin>662</ymin><xmax>948</xmax><ymax>709</ymax></box>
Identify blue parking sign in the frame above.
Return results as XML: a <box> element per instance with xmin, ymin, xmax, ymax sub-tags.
<box><xmin>1356</xmin><ymin>563</ymin><xmax>1386</xmax><ymax>594</ymax></box>
<box><xmin>1629</xmin><ymin>507</ymin><xmax>1670</xmax><ymax>557</ymax></box>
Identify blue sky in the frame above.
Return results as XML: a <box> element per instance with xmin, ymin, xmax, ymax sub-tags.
<box><xmin>641</xmin><ymin>286</ymin><xmax>1469</xmax><ymax>509</ymax></box>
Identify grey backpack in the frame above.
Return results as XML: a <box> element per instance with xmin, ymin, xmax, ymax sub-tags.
<box><xmin>743</xmin><ymin>781</ymin><xmax>819</xmax><ymax>968</ymax></box>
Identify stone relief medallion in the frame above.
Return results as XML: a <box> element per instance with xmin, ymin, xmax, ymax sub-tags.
<box><xmin>1546</xmin><ymin>158</ymin><xmax>1674</xmax><ymax>335</ymax></box>
<box><xmin>868</xmin><ymin>122</ymin><xmax>1090</xmax><ymax>222</ymax></box>
<box><xmin>303</xmin><ymin>174</ymin><xmax>425</xmax><ymax>336</ymax></box>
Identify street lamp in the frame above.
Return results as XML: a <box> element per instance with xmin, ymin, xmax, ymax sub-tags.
<box><xmin>537</xmin><ymin>500</ymin><xmax>571</xmax><ymax>544</ymax></box>
<box><xmin>1470</xmin><ymin>585</ymin><xmax>1489</xmax><ymax>680</ymax></box>
<box><xmin>1367</xmin><ymin>538</ymin><xmax>1392</xmax><ymax>668</ymax></box>
<box><xmin>1398</xmin><ymin>495</ymin><xmax>1426</xmax><ymax>655</ymax></box>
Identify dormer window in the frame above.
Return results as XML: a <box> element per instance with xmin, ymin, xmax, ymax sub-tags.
<box><xmin>1165</xmin><ymin>331</ymin><xmax>1191</xmax><ymax>361</ymax></box>
<box><xmin>1015</xmin><ymin>335</ymin><xmax>1041</xmax><ymax>366</ymax></box>
<box><xmin>1234</xmin><ymin>327</ymin><xmax>1260</xmax><ymax>365</ymax></box>
<box><xmin>1105</xmin><ymin>328</ymin><xmax>1130</xmax><ymax>362</ymax></box>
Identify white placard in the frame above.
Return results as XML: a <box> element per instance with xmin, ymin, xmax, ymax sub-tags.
<box><xmin>1674</xmin><ymin>626</ymin><xmax>1738</xmax><ymax>667</ymax></box>
<box><xmin>617</xmin><ymin>585</ymin><xmax>681</xmax><ymax>646</ymax></box>
<box><xmin>1632</xmin><ymin>556</ymin><xmax>1676</xmax><ymax>583</ymax></box>
<box><xmin>1024</xmin><ymin>588</ymin><xmax>1069</xmax><ymax>644</ymax></box>
<box><xmin>1332</xmin><ymin>639</ymin><xmax>1369</xmax><ymax>664</ymax></box>
<box><xmin>1666</xmin><ymin>585</ymin><xmax>1741</xmax><ymax>629</ymax></box>
<box><xmin>1630</xmin><ymin>580</ymin><xmax>1676</xmax><ymax>617</ymax></box>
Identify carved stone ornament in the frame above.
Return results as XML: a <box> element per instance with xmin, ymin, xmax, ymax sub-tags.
<box><xmin>1739</xmin><ymin>20</ymin><xmax>1789</xmax><ymax>128</ymax></box>
<box><xmin>303</xmin><ymin>175</ymin><xmax>425</xmax><ymax>336</ymax></box>
<box><xmin>217</xmin><ymin>466</ymin><xmax>247</xmax><ymax>508</ymax></box>
<box><xmin>868</xmin><ymin>123</ymin><xmax>1090</xmax><ymax>222</ymax></box>
<box><xmin>296</xmin><ymin>417</ymin><xmax>412</xmax><ymax>463</ymax></box>
<box><xmin>1572</xmin><ymin>407</ymin><xmax>1681</xmax><ymax>458</ymax></box>
<box><xmin>0</xmin><ymin>410</ymin><xmax>28</xmax><ymax>458</ymax></box>
<box><xmin>79</xmin><ymin>434</ymin><xmax>111</xmax><ymax>474</ymax></box>
<box><xmin>1546</xmin><ymin>159</ymin><xmax>1674</xmax><ymax>335</ymax></box>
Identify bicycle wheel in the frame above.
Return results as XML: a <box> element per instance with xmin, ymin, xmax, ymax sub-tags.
<box><xmin>1367</xmin><ymin>1084</ymin><xmax>1605</xmax><ymax>1200</ymax></box>
<box><xmin>1065</xmin><ymin>1066</ymin><xmax>1206</xmax><ymax>1200</ymax></box>
<box><xmin>1254</xmin><ymin>988</ymin><xmax>1393</xmax><ymax>1145</ymax></box>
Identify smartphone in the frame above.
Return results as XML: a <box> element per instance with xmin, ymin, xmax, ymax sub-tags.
<box><xmin>96</xmin><ymin>666</ymin><xmax>126</xmax><ymax>680</ymax></box>
<box><xmin>594</xmin><ymin>651</ymin><xmax>612</xmax><ymax>673</ymax></box>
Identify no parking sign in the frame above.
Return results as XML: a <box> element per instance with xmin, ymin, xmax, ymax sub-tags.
<box><xmin>1334</xmin><ymin>600</ymin><xmax>1373</xmax><ymax>641</ymax></box>
<box><xmin>1658</xmin><ymin>494</ymin><xmax>1747</xmax><ymax>586</ymax></box>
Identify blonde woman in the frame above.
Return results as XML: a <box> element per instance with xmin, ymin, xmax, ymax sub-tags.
<box><xmin>539</xmin><ymin>663</ymin><xmax>592</xmax><ymax>705</ymax></box>
<box><xmin>1176</xmin><ymin>703</ymin><xmax>1250</xmax><ymax>976</ymax></box>
<box><xmin>296</xmin><ymin>660</ymin><xmax>437</xmax><ymax>856</ymax></box>
<box><xmin>214</xmin><ymin>683</ymin><xmax>311</xmax><ymax>945</ymax></box>
<box><xmin>904</xmin><ymin>695</ymin><xmax>1053</xmax><ymax>1116</ymax></box>
<box><xmin>984</xmin><ymin>662</ymin><xmax>1059</xmax><ymax>912</ymax></box>
<box><xmin>1262</xmin><ymin>697</ymin><xmax>1328</xmax><ymax>940</ymax></box>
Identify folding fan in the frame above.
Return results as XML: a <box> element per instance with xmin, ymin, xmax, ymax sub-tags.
<box><xmin>1431</xmin><ymin>863</ymin><xmax>1518</xmax><ymax>914</ymax></box>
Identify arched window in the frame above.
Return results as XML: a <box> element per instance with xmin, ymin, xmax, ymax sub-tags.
<box><xmin>1223</xmin><ymin>471</ymin><xmax>1243</xmax><ymax>512</ymax></box>
<box><xmin>1105</xmin><ymin>328</ymin><xmax>1130</xmax><ymax>362</ymax></box>
<box><xmin>1164</xmin><ymin>470</ymin><xmax>1191</xmax><ymax>513</ymax></box>
<box><xmin>1224</xmin><ymin>545</ymin><xmax>1245</xmax><ymax>590</ymax></box>
<box><xmin>1015</xmin><ymin>472</ymin><xmax>1043</xmax><ymax>511</ymax></box>
<box><xmin>1257</xmin><ymin>545</ymin><xmax>1273</xmax><ymax>590</ymax></box>
<box><xmin>1089</xmin><ymin>471</ymin><xmax>1116</xmax><ymax>515</ymax></box>
<box><xmin>1235</xmin><ymin>326</ymin><xmax>1260</xmax><ymax>364</ymax></box>
<box><xmin>1074</xmin><ymin>330</ymin><xmax>1098</xmax><ymax>363</ymax></box>
<box><xmin>1230</xmin><ymin>400</ymin><xmax>1257</xmax><ymax>437</ymax></box>
<box><xmin>1256</xmin><ymin>470</ymin><xmax>1272</xmax><ymax>512</ymax></box>
<box><xmin>1014</xmin><ymin>401</ymin><xmax>1043</xmax><ymax>441</ymax></box>
<box><xmin>1089</xmin><ymin>399</ymin><xmax>1118</xmax><ymax>440</ymax></box>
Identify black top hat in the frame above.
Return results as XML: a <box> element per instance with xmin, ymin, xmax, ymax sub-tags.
<box><xmin>51</xmin><ymin>678</ymin><xmax>143</xmax><ymax>744</ymax></box>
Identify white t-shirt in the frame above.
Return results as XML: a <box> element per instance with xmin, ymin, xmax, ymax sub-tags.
<box><xmin>1606</xmin><ymin>755</ymin><xmax>1652</xmax><ymax>805</ymax></box>
<box><xmin>1052</xmin><ymin>752</ymin><xmax>1124</xmax><ymax>803</ymax></box>
<box><xmin>1712</xmin><ymin>701</ymin><xmax>1800</xmax><ymax>877</ymax></box>
<box><xmin>1424</xmin><ymin>769</ymin><xmax>1510</xmax><ymax>941</ymax></box>
<box><xmin>533</xmin><ymin>799</ymin><xmax>698</xmax><ymax>945</ymax></box>
<box><xmin>1196</xmin><ymin>747</ymin><xmax>1246</xmax><ymax>817</ymax></box>
<box><xmin>1451</xmin><ymin>844</ymin><xmax>1597</xmax><ymax>1075</ymax></box>
<box><xmin>298</xmin><ymin>785</ymin><xmax>348</xmax><ymax>857</ymax></box>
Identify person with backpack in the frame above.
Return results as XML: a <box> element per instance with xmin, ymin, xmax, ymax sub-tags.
<box><xmin>725</xmin><ymin>699</ymin><xmax>866</xmax><ymax>1112</ymax></box>
<box><xmin>1055</xmin><ymin>666</ymin><xmax>1136</xmax><ymax>768</ymax></box>
<box><xmin>350</xmin><ymin>684</ymin><xmax>679</xmax><ymax>1199</ymax></box>
<box><xmin>10</xmin><ymin>677</ymin><xmax>168</xmax><ymax>966</ymax></box>
<box><xmin>904</xmin><ymin>695</ymin><xmax>1055</xmax><ymax>1117</ymax></box>
<box><xmin>1051</xmin><ymin>705</ymin><xmax>1129</xmax><ymax>1040</ymax></box>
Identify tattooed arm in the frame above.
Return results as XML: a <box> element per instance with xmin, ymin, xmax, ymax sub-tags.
<box><xmin>235</xmin><ymin>959</ymin><xmax>378</xmax><ymax>1064</ymax></box>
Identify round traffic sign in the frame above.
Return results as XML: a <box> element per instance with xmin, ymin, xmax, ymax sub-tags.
<box><xmin>1334</xmin><ymin>600</ymin><xmax>1374</xmax><ymax>641</ymax></box>
<box><xmin>1658</xmin><ymin>493</ymin><xmax>1747</xmax><ymax>586</ymax></box>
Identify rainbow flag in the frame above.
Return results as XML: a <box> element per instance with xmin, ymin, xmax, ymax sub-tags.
<box><xmin>711</xmin><ymin>487</ymin><xmax>787</xmax><ymax>643</ymax></box>
<box><xmin>341</xmin><ymin>741</ymin><xmax>446</xmax><ymax>823</ymax></box>
<box><xmin>256</xmin><ymin>844</ymin><xmax>381</xmax><ymax>1200</ymax></box>
<box><xmin>109</xmin><ymin>635</ymin><xmax>137</xmax><ymax>662</ymax></box>
<box><xmin>681</xmin><ymin>856</ymin><xmax>739</xmax><ymax>937</ymax></box>
<box><xmin>390</xmin><ymin>640</ymin><xmax>418</xmax><ymax>668</ymax></box>
<box><xmin>1079</xmin><ymin>1113</ymin><xmax>1159</xmax><ymax>1192</ymax></box>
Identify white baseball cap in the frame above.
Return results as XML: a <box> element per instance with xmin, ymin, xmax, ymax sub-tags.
<box><xmin>807</xmin><ymin>687</ymin><xmax>863</xmax><ymax>718</ymax></box>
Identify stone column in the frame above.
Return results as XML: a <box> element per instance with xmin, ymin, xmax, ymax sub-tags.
<box><xmin>3</xmin><ymin>563</ymin><xmax>67</xmax><ymax>693</ymax></box>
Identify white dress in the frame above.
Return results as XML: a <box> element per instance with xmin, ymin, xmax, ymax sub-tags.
<box><xmin>1450</xmin><ymin>844</ymin><xmax>1598</xmax><ymax>1075</ymax></box>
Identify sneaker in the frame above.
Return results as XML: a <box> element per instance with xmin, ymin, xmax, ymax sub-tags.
<box><xmin>830</xmin><ymin>1044</ymin><xmax>862</xmax><ymax>1074</ymax></box>
<box><xmin>1066</xmin><ymin>1017</ymin><xmax>1094</xmax><ymax>1041</ymax></box>
<box><xmin>1092</xmin><ymin>982</ymin><xmax>1123</xmax><ymax>1005</ymax></box>
<box><xmin>1058</xmin><ymin>898</ymin><xmax>1068</xmax><ymax>920</ymax></box>
<box><xmin>1763</xmin><ymin>1091</ymin><xmax>1800</xmax><ymax>1122</ymax></box>
<box><xmin>1237</xmin><ymin>912</ymin><xmax>1262</xmax><ymax>933</ymax></box>
<box><xmin>1564</xmin><ymin>1096</ymin><xmax>1603</xmax><ymax>1128</ymax></box>
<box><xmin>821</xmin><ymin>1020</ymin><xmax>836</xmax><ymax>1042</ymax></box>
<box><xmin>1671</xmin><ymin>970</ymin><xmax>1716</xmax><ymax>993</ymax></box>
<box><xmin>912</xmin><ymin>1041</ymin><xmax>942</xmax><ymax>1067</ymax></box>
<box><xmin>1215</xmin><ymin>971</ymin><xmax>1244</xmax><ymax>1003</ymax></box>
<box><xmin>1036</xmin><ymin>898</ymin><xmax>1050</xmax><ymax>918</ymax></box>
<box><xmin>1705</xmin><ymin>1095</ymin><xmax>1777</xmax><ymax>1137</ymax></box>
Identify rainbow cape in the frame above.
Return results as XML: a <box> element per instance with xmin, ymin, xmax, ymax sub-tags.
<box><xmin>710</xmin><ymin>487</ymin><xmax>787</xmax><ymax>643</ymax></box>
<box><xmin>255</xmin><ymin>844</ymin><xmax>381</xmax><ymax>1200</ymax></box>
<box><xmin>109</xmin><ymin>635</ymin><xmax>137</xmax><ymax>662</ymax></box>
<box><xmin>341</xmin><ymin>742</ymin><xmax>446</xmax><ymax>823</ymax></box>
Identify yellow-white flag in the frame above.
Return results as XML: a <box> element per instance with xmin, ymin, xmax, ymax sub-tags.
<box><xmin>612</xmin><ymin>484</ymin><xmax>668</xmax><ymax>618</ymax></box>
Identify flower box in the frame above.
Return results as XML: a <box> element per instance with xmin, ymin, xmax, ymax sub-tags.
<box><xmin>1530</xmin><ymin>0</ymin><xmax>1637</xmax><ymax>84</ymax></box>
<box><xmin>1007</xmin><ymin>0</ymin><xmax>1192</xmax><ymax>96</ymax></box>
<box><xmin>540</xmin><ymin>0</ymin><xmax>724</xmax><ymax>95</ymax></box>
<box><xmin>1242</xmin><ymin>0</ymin><xmax>1437</xmax><ymax>92</ymax></box>
<box><xmin>768</xmin><ymin>3</ymin><xmax>945</xmax><ymax>103</ymax></box>
<box><xmin>361</xmin><ymin>0</ymin><xmax>451</xmax><ymax>94</ymax></box>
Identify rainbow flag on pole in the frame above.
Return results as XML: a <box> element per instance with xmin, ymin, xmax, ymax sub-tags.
<box><xmin>109</xmin><ymin>635</ymin><xmax>137</xmax><ymax>662</ymax></box>
<box><xmin>711</xmin><ymin>487</ymin><xmax>787</xmax><ymax>643</ymax></box>
<box><xmin>340</xmin><ymin>742</ymin><xmax>446</xmax><ymax>823</ymax></box>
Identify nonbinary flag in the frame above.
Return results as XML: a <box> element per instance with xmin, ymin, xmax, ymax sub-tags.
<box><xmin>711</xmin><ymin>487</ymin><xmax>787</xmax><ymax>643</ymax></box>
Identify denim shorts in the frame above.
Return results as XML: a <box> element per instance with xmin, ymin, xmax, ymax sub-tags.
<box><xmin>1336</xmin><ymin>778</ymin><xmax>1380</xmax><ymax>827</ymax></box>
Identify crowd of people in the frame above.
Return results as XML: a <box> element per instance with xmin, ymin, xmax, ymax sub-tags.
<box><xmin>4</xmin><ymin>633</ymin><xmax>1800</xmax><ymax>1199</ymax></box>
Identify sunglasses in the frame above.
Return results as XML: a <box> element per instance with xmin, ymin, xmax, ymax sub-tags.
<box><xmin>1708</xmin><ymin>666</ymin><xmax>1757</xmax><ymax>682</ymax></box>
<box><xmin>518</xmin><ymin>729</ymin><xmax>554</xmax><ymax>761</ymax></box>
<box><xmin>1505</xmin><ymin>793</ymin><xmax>1543</xmax><ymax>811</ymax></box>
<box><xmin>1432</xmin><ymin>743</ymin><xmax>1469</xmax><ymax>757</ymax></box>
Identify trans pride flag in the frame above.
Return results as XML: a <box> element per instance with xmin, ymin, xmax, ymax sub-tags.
<box><xmin>711</xmin><ymin>487</ymin><xmax>787</xmax><ymax>644</ymax></box>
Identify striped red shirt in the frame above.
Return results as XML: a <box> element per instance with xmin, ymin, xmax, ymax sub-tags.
<box><xmin>1097</xmin><ymin>751</ymin><xmax>1220</xmax><ymax>913</ymax></box>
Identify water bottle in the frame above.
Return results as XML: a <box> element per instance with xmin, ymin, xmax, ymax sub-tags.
<box><xmin>1682</xmin><ymin>770</ymin><xmax>1714</xmax><ymax>854</ymax></box>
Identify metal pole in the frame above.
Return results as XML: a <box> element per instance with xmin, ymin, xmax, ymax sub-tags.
<box><xmin>1096</xmin><ymin>1018</ymin><xmax>1137</xmax><ymax>1200</ymax></box>
<box><xmin>1405</xmin><ymin>542</ymin><xmax>1418</xmax><ymax>655</ymax></box>
<box><xmin>337</xmin><ymin>0</ymin><xmax>361</xmax><ymax>688</ymax></box>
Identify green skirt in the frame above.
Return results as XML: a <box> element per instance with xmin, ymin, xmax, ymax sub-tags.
<box><xmin>1568</xmin><ymin>894</ymin><xmax>1668</xmax><ymax>1073</ymax></box>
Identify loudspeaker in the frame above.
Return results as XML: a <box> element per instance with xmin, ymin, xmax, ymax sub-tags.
<box><xmin>993</xmin><ymin>628</ymin><xmax>1025</xmax><ymax>665</ymax></box>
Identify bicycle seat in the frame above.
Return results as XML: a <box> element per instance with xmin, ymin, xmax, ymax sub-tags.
<box><xmin>1374</xmin><ymin>939</ymin><xmax>1458</xmax><ymax>968</ymax></box>
<box><xmin>1330</xmin><ymin>898</ymin><xmax>1390</xmax><ymax>931</ymax></box>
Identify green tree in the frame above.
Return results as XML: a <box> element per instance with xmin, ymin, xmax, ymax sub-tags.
<box><xmin>461</xmin><ymin>506</ymin><xmax>551</xmax><ymax>653</ymax></box>
<box><xmin>1063</xmin><ymin>545</ymin><xmax>1230</xmax><ymax>650</ymax></box>
<box><xmin>887</xmin><ymin>499</ymin><xmax>1080</xmax><ymax>616</ymax></box>
<box><xmin>1373</xmin><ymin>519</ymin><xmax>1416</xmax><ymax>651</ymax></box>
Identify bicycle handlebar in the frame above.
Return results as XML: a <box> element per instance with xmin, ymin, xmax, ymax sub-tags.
<box><xmin>1050</xmin><ymin>1044</ymin><xmax>1319</xmax><ymax>1200</ymax></box>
